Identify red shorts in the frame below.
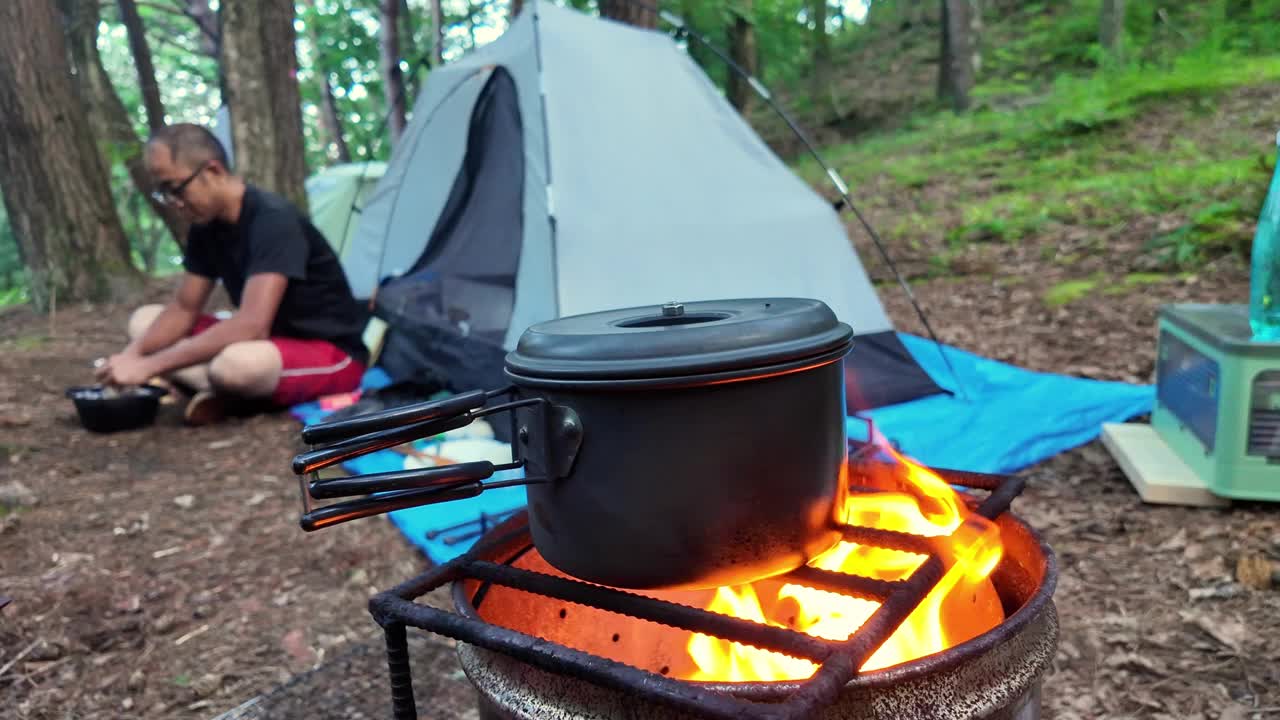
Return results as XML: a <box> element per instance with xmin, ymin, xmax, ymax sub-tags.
<box><xmin>192</xmin><ymin>315</ymin><xmax>366</xmax><ymax>406</ymax></box>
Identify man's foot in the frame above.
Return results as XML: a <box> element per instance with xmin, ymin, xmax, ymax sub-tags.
<box><xmin>183</xmin><ymin>391</ymin><xmax>227</xmax><ymax>426</ymax></box>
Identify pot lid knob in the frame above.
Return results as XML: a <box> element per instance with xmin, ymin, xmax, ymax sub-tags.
<box><xmin>661</xmin><ymin>302</ymin><xmax>685</xmax><ymax>317</ymax></box>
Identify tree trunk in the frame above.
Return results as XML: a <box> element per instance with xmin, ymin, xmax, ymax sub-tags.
<box><xmin>599</xmin><ymin>0</ymin><xmax>656</xmax><ymax>28</ymax></box>
<box><xmin>811</xmin><ymin>0</ymin><xmax>831</xmax><ymax>114</ymax></box>
<box><xmin>380</xmin><ymin>0</ymin><xmax>407</xmax><ymax>143</ymax></box>
<box><xmin>1100</xmin><ymin>0</ymin><xmax>1124</xmax><ymax>60</ymax></box>
<box><xmin>969</xmin><ymin>0</ymin><xmax>983</xmax><ymax>76</ymax></box>
<box><xmin>398</xmin><ymin>0</ymin><xmax>422</xmax><ymax>101</ymax></box>
<box><xmin>184</xmin><ymin>0</ymin><xmax>225</xmax><ymax>96</ymax></box>
<box><xmin>213</xmin><ymin>0</ymin><xmax>228</xmax><ymax>100</ymax></box>
<box><xmin>0</xmin><ymin>0</ymin><xmax>141</xmax><ymax>310</ymax></box>
<box><xmin>117</xmin><ymin>0</ymin><xmax>167</xmax><ymax>130</ymax></box>
<box><xmin>510</xmin><ymin>0</ymin><xmax>523</xmax><ymax>21</ymax></box>
<box><xmin>61</xmin><ymin>0</ymin><xmax>187</xmax><ymax>246</ymax></box>
<box><xmin>399</xmin><ymin>0</ymin><xmax>418</xmax><ymax>60</ymax></box>
<box><xmin>938</xmin><ymin>0</ymin><xmax>975</xmax><ymax>112</ymax></box>
<box><xmin>221</xmin><ymin>0</ymin><xmax>309</xmax><ymax>212</ymax></box>
<box><xmin>431</xmin><ymin>0</ymin><xmax>443</xmax><ymax>66</ymax></box>
<box><xmin>320</xmin><ymin>78</ymin><xmax>351</xmax><ymax>163</ymax></box>
<box><xmin>303</xmin><ymin>0</ymin><xmax>351</xmax><ymax>163</ymax></box>
<box><xmin>727</xmin><ymin>2</ymin><xmax>757</xmax><ymax>114</ymax></box>
<box><xmin>186</xmin><ymin>0</ymin><xmax>220</xmax><ymax>57</ymax></box>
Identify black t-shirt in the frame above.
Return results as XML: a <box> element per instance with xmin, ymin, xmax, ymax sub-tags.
<box><xmin>183</xmin><ymin>185</ymin><xmax>370</xmax><ymax>365</ymax></box>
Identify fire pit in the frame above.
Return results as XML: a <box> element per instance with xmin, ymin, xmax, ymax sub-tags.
<box><xmin>364</xmin><ymin>441</ymin><xmax>1059</xmax><ymax>720</ymax></box>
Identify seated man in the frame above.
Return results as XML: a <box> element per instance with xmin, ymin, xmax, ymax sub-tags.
<box><xmin>96</xmin><ymin>123</ymin><xmax>369</xmax><ymax>425</ymax></box>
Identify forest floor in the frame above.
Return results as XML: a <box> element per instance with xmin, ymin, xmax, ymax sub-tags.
<box><xmin>1</xmin><ymin>252</ymin><xmax>1278</xmax><ymax>720</ymax></box>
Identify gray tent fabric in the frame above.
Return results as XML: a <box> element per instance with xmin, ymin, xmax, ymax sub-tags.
<box><xmin>210</xmin><ymin>105</ymin><xmax>234</xmax><ymax>168</ymax></box>
<box><xmin>351</xmin><ymin>1</ymin><xmax>944</xmax><ymax>411</ymax></box>
<box><xmin>376</xmin><ymin>68</ymin><xmax>524</xmax><ymax>347</ymax></box>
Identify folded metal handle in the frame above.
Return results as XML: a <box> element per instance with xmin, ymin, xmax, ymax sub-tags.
<box><xmin>292</xmin><ymin>413</ymin><xmax>476</xmax><ymax>475</ymax></box>
<box><xmin>291</xmin><ymin>387</ymin><xmax>583</xmax><ymax>535</ymax></box>
<box><xmin>300</xmin><ymin>482</ymin><xmax>486</xmax><ymax>532</ymax></box>
<box><xmin>308</xmin><ymin>461</ymin><xmax>496</xmax><ymax>500</ymax></box>
<box><xmin>301</xmin><ymin>389</ymin><xmax>491</xmax><ymax>445</ymax></box>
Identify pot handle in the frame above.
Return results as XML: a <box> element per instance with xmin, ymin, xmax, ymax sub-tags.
<box><xmin>300</xmin><ymin>389</ymin><xmax>492</xmax><ymax>445</ymax></box>
<box><xmin>292</xmin><ymin>412</ymin><xmax>478</xmax><ymax>475</ymax></box>
<box><xmin>290</xmin><ymin>387</ymin><xmax>584</xmax><ymax>534</ymax></box>
<box><xmin>307</xmin><ymin>460</ymin><xmax>497</xmax><ymax>499</ymax></box>
<box><xmin>300</xmin><ymin>480</ymin><xmax>488</xmax><ymax>532</ymax></box>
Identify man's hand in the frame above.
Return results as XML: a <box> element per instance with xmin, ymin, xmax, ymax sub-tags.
<box><xmin>95</xmin><ymin>352</ymin><xmax>158</xmax><ymax>387</ymax></box>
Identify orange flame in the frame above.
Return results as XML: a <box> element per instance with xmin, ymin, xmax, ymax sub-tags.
<box><xmin>686</xmin><ymin>437</ymin><xmax>1005</xmax><ymax>682</ymax></box>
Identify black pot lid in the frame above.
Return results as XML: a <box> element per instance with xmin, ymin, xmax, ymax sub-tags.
<box><xmin>505</xmin><ymin>298</ymin><xmax>853</xmax><ymax>381</ymax></box>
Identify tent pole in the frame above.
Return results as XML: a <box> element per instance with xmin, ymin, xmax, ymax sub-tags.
<box><xmin>613</xmin><ymin>0</ymin><xmax>965</xmax><ymax>400</ymax></box>
<box><xmin>529</xmin><ymin>0</ymin><xmax>561</xmax><ymax>319</ymax></box>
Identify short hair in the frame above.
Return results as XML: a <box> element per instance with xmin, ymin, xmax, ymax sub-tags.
<box><xmin>147</xmin><ymin>123</ymin><xmax>231</xmax><ymax>171</ymax></box>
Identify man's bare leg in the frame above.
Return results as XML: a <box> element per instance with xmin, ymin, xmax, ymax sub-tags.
<box><xmin>127</xmin><ymin>304</ymin><xmax>212</xmax><ymax>393</ymax></box>
<box><xmin>183</xmin><ymin>341</ymin><xmax>283</xmax><ymax>426</ymax></box>
<box><xmin>207</xmin><ymin>341</ymin><xmax>283</xmax><ymax>398</ymax></box>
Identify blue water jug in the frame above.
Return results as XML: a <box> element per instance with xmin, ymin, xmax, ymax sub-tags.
<box><xmin>1249</xmin><ymin>130</ymin><xmax>1280</xmax><ymax>341</ymax></box>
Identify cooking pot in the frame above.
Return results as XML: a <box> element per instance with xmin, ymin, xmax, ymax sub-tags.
<box><xmin>290</xmin><ymin>298</ymin><xmax>854</xmax><ymax>590</ymax></box>
<box><xmin>66</xmin><ymin>384</ymin><xmax>168</xmax><ymax>433</ymax></box>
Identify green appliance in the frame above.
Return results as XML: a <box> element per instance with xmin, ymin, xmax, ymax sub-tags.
<box><xmin>1151</xmin><ymin>302</ymin><xmax>1280</xmax><ymax>502</ymax></box>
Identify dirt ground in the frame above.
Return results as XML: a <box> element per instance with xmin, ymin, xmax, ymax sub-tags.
<box><xmin>1</xmin><ymin>257</ymin><xmax>1278</xmax><ymax>719</ymax></box>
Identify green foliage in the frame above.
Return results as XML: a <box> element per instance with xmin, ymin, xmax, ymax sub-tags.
<box><xmin>3</xmin><ymin>0</ymin><xmax>1277</xmax><ymax>305</ymax></box>
<box><xmin>1043</xmin><ymin>277</ymin><xmax>1101</xmax><ymax>306</ymax></box>
<box><xmin>0</xmin><ymin>198</ymin><xmax>27</xmax><ymax>305</ymax></box>
<box><xmin>791</xmin><ymin>0</ymin><xmax>1280</xmax><ymax>275</ymax></box>
<box><xmin>299</xmin><ymin>0</ymin><xmax>400</xmax><ymax>167</ymax></box>
<box><xmin>1144</xmin><ymin>198</ymin><xmax>1259</xmax><ymax>269</ymax></box>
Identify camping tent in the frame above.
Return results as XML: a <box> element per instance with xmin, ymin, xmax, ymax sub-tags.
<box><xmin>346</xmin><ymin>0</ymin><xmax>944</xmax><ymax>412</ymax></box>
<box><xmin>210</xmin><ymin>105</ymin><xmax>234</xmax><ymax>167</ymax></box>
<box><xmin>305</xmin><ymin>162</ymin><xmax>387</xmax><ymax>266</ymax></box>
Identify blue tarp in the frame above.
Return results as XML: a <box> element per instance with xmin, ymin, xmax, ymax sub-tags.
<box><xmin>292</xmin><ymin>333</ymin><xmax>1154</xmax><ymax>564</ymax></box>
<box><xmin>851</xmin><ymin>334</ymin><xmax>1154</xmax><ymax>474</ymax></box>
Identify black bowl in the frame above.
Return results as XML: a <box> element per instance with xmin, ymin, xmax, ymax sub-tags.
<box><xmin>65</xmin><ymin>384</ymin><xmax>169</xmax><ymax>433</ymax></box>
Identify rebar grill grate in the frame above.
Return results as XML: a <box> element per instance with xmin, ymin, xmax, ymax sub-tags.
<box><xmin>368</xmin><ymin>453</ymin><xmax>1024</xmax><ymax>720</ymax></box>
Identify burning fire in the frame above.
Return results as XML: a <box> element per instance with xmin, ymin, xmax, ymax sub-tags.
<box><xmin>686</xmin><ymin>435</ymin><xmax>1006</xmax><ymax>682</ymax></box>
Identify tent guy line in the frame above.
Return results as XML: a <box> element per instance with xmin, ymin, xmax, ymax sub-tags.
<box><xmin>639</xmin><ymin>0</ymin><xmax>966</xmax><ymax>398</ymax></box>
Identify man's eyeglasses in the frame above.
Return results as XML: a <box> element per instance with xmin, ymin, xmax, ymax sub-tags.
<box><xmin>151</xmin><ymin>162</ymin><xmax>208</xmax><ymax>206</ymax></box>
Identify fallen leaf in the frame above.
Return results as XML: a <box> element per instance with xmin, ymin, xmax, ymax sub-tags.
<box><xmin>191</xmin><ymin>672</ymin><xmax>222</xmax><ymax>698</ymax></box>
<box><xmin>1236</xmin><ymin>552</ymin><xmax>1274</xmax><ymax>591</ymax></box>
<box><xmin>280</xmin><ymin>628</ymin><xmax>317</xmax><ymax>666</ymax></box>
<box><xmin>1218</xmin><ymin>705</ymin><xmax>1250</xmax><ymax>720</ymax></box>
<box><xmin>1159</xmin><ymin>528</ymin><xmax>1189</xmax><ymax>552</ymax></box>
<box><xmin>1180</xmin><ymin>610</ymin><xmax>1246</xmax><ymax>653</ymax></box>
<box><xmin>0</xmin><ymin>480</ymin><xmax>38</xmax><ymax>507</ymax></box>
<box><xmin>1103</xmin><ymin>651</ymin><xmax>1165</xmax><ymax>675</ymax></box>
<box><xmin>246</xmin><ymin>492</ymin><xmax>268</xmax><ymax>507</ymax></box>
<box><xmin>173</xmin><ymin>495</ymin><xmax>195</xmax><ymax>510</ymax></box>
<box><xmin>1189</xmin><ymin>555</ymin><xmax>1229</xmax><ymax>582</ymax></box>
